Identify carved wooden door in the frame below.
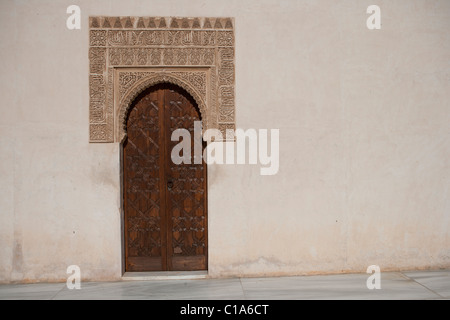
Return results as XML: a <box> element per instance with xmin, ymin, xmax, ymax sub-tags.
<box><xmin>123</xmin><ymin>84</ymin><xmax>207</xmax><ymax>272</ymax></box>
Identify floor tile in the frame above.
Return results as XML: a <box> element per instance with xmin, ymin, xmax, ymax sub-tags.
<box><xmin>403</xmin><ymin>270</ymin><xmax>450</xmax><ymax>298</ymax></box>
<box><xmin>53</xmin><ymin>278</ymin><xmax>244</xmax><ymax>300</ymax></box>
<box><xmin>240</xmin><ymin>272</ymin><xmax>439</xmax><ymax>300</ymax></box>
<box><xmin>0</xmin><ymin>270</ymin><xmax>448</xmax><ymax>300</ymax></box>
<box><xmin>0</xmin><ymin>283</ymin><xmax>65</xmax><ymax>300</ymax></box>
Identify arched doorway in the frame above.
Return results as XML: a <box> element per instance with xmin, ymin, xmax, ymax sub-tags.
<box><xmin>123</xmin><ymin>83</ymin><xmax>207</xmax><ymax>272</ymax></box>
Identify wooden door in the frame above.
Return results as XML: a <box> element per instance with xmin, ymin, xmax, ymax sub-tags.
<box><xmin>123</xmin><ymin>84</ymin><xmax>207</xmax><ymax>272</ymax></box>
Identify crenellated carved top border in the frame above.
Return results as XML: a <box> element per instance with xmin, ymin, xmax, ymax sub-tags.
<box><xmin>90</xmin><ymin>16</ymin><xmax>234</xmax><ymax>30</ymax></box>
<box><xmin>89</xmin><ymin>16</ymin><xmax>235</xmax><ymax>143</ymax></box>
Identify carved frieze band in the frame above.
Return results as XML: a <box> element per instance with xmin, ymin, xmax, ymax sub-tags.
<box><xmin>89</xmin><ymin>17</ymin><xmax>235</xmax><ymax>143</ymax></box>
<box><xmin>90</xmin><ymin>30</ymin><xmax>234</xmax><ymax>47</ymax></box>
<box><xmin>108</xmin><ymin>48</ymin><xmax>216</xmax><ymax>66</ymax></box>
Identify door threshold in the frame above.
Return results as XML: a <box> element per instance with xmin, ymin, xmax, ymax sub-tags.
<box><xmin>122</xmin><ymin>271</ymin><xmax>208</xmax><ymax>281</ymax></box>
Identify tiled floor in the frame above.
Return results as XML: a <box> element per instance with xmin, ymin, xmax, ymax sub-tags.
<box><xmin>0</xmin><ymin>269</ymin><xmax>448</xmax><ymax>300</ymax></box>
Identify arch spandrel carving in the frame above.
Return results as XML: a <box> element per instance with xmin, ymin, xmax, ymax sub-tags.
<box><xmin>116</xmin><ymin>71</ymin><xmax>210</xmax><ymax>143</ymax></box>
<box><xmin>88</xmin><ymin>16</ymin><xmax>235</xmax><ymax>143</ymax></box>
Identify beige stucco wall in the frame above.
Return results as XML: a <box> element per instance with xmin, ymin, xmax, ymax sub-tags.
<box><xmin>0</xmin><ymin>0</ymin><xmax>449</xmax><ymax>282</ymax></box>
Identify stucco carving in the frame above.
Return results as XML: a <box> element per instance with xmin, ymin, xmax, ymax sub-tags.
<box><xmin>115</xmin><ymin>70</ymin><xmax>211</xmax><ymax>143</ymax></box>
<box><xmin>89</xmin><ymin>16</ymin><xmax>235</xmax><ymax>142</ymax></box>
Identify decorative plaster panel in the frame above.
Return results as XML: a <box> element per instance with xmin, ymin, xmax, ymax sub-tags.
<box><xmin>89</xmin><ymin>16</ymin><xmax>235</xmax><ymax>143</ymax></box>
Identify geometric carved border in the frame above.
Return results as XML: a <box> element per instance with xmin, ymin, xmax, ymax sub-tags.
<box><xmin>89</xmin><ymin>16</ymin><xmax>235</xmax><ymax>143</ymax></box>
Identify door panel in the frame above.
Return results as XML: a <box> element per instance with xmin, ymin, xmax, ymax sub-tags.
<box><xmin>123</xmin><ymin>84</ymin><xmax>207</xmax><ymax>272</ymax></box>
<box><xmin>164</xmin><ymin>88</ymin><xmax>208</xmax><ymax>270</ymax></box>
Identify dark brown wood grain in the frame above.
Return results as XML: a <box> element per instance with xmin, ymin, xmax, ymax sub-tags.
<box><xmin>124</xmin><ymin>84</ymin><xmax>207</xmax><ymax>271</ymax></box>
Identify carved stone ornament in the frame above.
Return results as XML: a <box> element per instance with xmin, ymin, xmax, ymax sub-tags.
<box><xmin>89</xmin><ymin>17</ymin><xmax>235</xmax><ymax>143</ymax></box>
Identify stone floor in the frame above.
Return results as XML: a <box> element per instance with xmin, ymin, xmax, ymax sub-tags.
<box><xmin>0</xmin><ymin>269</ymin><xmax>448</xmax><ymax>300</ymax></box>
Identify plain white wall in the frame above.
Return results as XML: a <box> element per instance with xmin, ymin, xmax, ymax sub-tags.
<box><xmin>0</xmin><ymin>0</ymin><xmax>449</xmax><ymax>282</ymax></box>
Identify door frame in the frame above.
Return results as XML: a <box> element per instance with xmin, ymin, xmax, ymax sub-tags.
<box><xmin>120</xmin><ymin>82</ymin><xmax>208</xmax><ymax>275</ymax></box>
